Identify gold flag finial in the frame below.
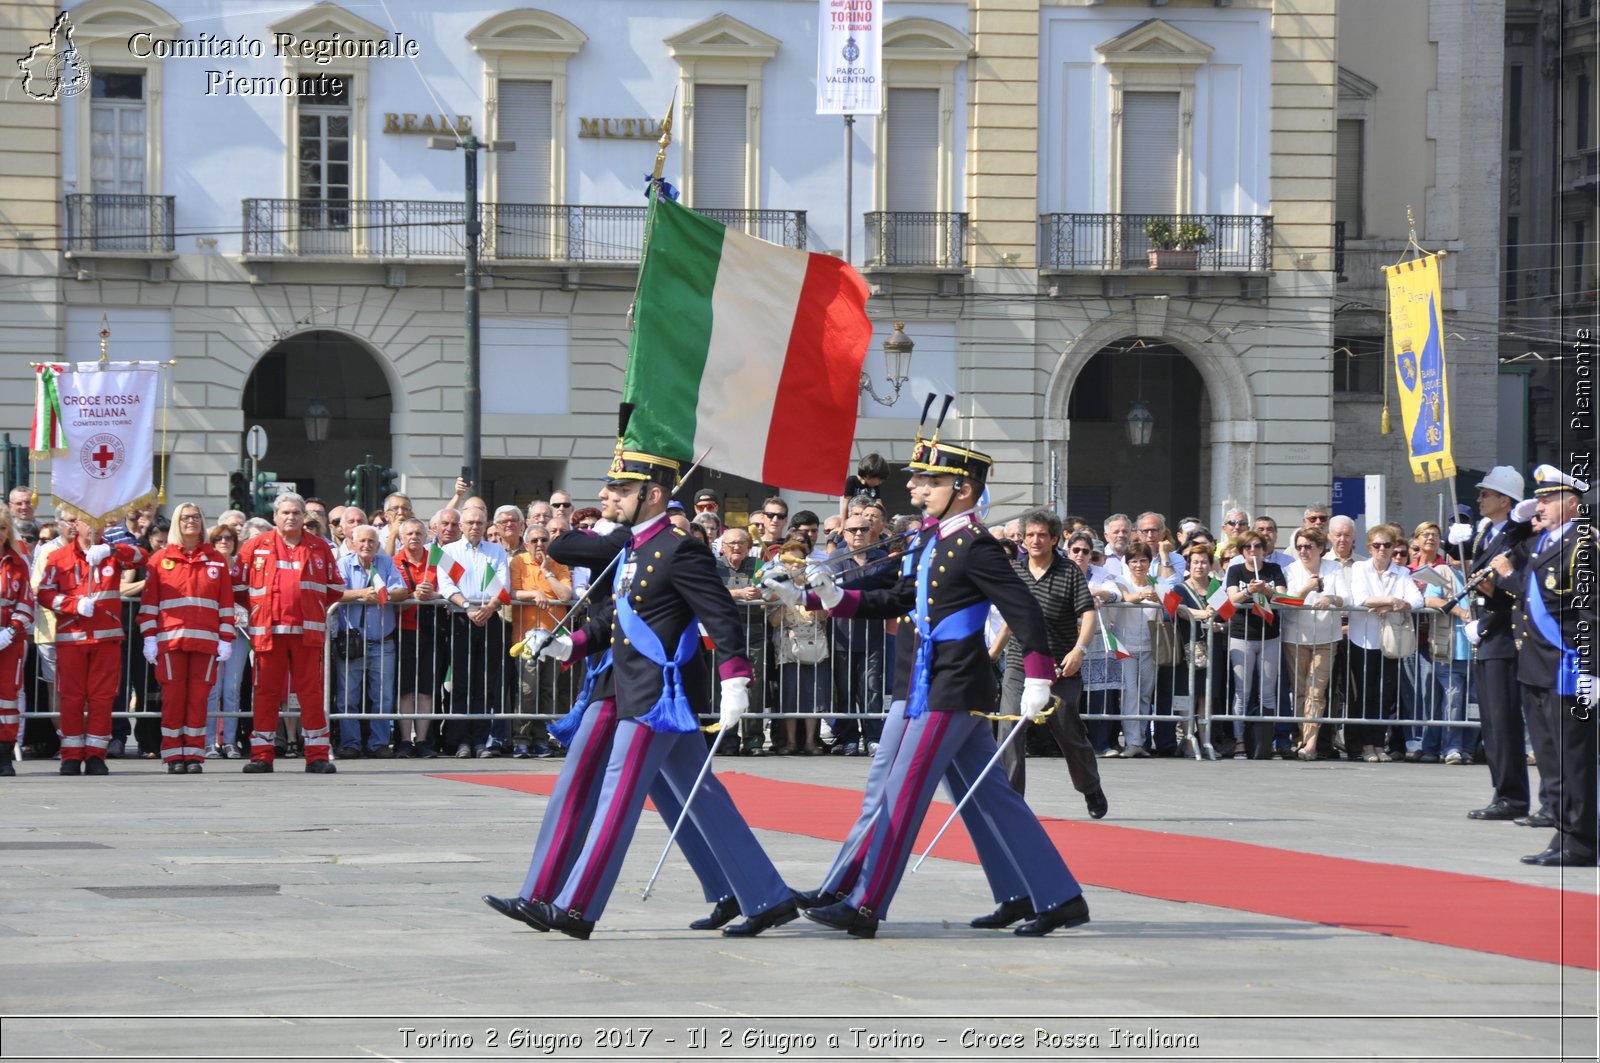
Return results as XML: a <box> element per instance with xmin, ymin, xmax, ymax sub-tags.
<box><xmin>651</xmin><ymin>88</ymin><xmax>677</xmax><ymax>183</ymax></box>
<box><xmin>98</xmin><ymin>313</ymin><xmax>110</xmax><ymax>364</ymax></box>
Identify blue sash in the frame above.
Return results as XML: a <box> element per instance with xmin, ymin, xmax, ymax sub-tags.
<box><xmin>906</xmin><ymin>533</ymin><xmax>989</xmax><ymax>720</ymax></box>
<box><xmin>1525</xmin><ymin>559</ymin><xmax>1583</xmax><ymax>697</ymax></box>
<box><xmin>547</xmin><ymin>647</ymin><xmax>611</xmax><ymax>746</ymax></box>
<box><xmin>612</xmin><ymin>547</ymin><xmax>701</xmax><ymax>733</ymax></box>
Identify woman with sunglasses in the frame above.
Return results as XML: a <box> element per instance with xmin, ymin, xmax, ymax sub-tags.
<box><xmin>1223</xmin><ymin>531</ymin><xmax>1286</xmax><ymax>759</ymax></box>
<box><xmin>203</xmin><ymin>524</ymin><xmax>249</xmax><ymax>759</ymax></box>
<box><xmin>0</xmin><ymin>509</ymin><xmax>34</xmax><ymax>775</ymax></box>
<box><xmin>1344</xmin><ymin>526</ymin><xmax>1423</xmax><ymax>762</ymax></box>
<box><xmin>1279</xmin><ymin>527</ymin><xmax>1344</xmax><ymax>760</ymax></box>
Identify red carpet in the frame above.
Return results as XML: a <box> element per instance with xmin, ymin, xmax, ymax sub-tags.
<box><xmin>437</xmin><ymin>771</ymin><xmax>1599</xmax><ymax>970</ymax></box>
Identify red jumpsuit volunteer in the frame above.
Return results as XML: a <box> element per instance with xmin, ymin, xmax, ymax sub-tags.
<box><xmin>138</xmin><ymin>503</ymin><xmax>235</xmax><ymax>774</ymax></box>
<box><xmin>236</xmin><ymin>492</ymin><xmax>344</xmax><ymax>773</ymax></box>
<box><xmin>37</xmin><ymin>514</ymin><xmax>148</xmax><ymax>775</ymax></box>
<box><xmin>0</xmin><ymin>509</ymin><xmax>35</xmax><ymax>776</ymax></box>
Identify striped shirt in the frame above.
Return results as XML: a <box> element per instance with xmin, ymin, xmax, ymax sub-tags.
<box><xmin>1005</xmin><ymin>553</ymin><xmax>1095</xmax><ymax>665</ymax></box>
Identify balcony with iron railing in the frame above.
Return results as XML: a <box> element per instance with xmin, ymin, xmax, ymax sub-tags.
<box><xmin>1038</xmin><ymin>213</ymin><xmax>1273</xmax><ymax>274</ymax></box>
<box><xmin>240</xmin><ymin>199</ymin><xmax>807</xmax><ymax>261</ymax></box>
<box><xmin>64</xmin><ymin>193</ymin><xmax>176</xmax><ymax>255</ymax></box>
<box><xmin>862</xmin><ymin>212</ymin><xmax>968</xmax><ymax>271</ymax></box>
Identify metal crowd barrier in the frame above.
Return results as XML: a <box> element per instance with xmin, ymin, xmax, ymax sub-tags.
<box><xmin>13</xmin><ymin>586</ymin><xmax>1484</xmax><ymax>767</ymax></box>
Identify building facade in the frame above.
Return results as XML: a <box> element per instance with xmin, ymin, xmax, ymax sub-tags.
<box><xmin>0</xmin><ymin>0</ymin><xmax>1510</xmax><ymax>532</ymax></box>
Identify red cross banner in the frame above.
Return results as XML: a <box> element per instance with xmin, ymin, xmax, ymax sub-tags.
<box><xmin>44</xmin><ymin>362</ymin><xmax>161</xmax><ymax>525</ymax></box>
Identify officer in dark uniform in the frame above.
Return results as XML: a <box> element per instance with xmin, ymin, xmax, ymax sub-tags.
<box><xmin>482</xmin><ymin>519</ymin><xmax>749</xmax><ymax>934</ymax></box>
<box><xmin>514</xmin><ymin>438</ymin><xmax>796</xmax><ymax>938</ymax></box>
<box><xmin>775</xmin><ymin>432</ymin><xmax>1090</xmax><ymax>938</ymax></box>
<box><xmin>1492</xmin><ymin>464</ymin><xmax>1597</xmax><ymax>867</ymax></box>
<box><xmin>1462</xmin><ymin>466</ymin><xmax>1536</xmax><ymax>821</ymax></box>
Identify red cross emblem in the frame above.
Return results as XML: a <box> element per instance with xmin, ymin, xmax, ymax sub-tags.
<box><xmin>78</xmin><ymin>434</ymin><xmax>124</xmax><ymax>480</ymax></box>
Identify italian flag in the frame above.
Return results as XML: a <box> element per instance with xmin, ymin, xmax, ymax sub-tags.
<box><xmin>622</xmin><ymin>196</ymin><xmax>873</xmax><ymax>494</ymax></box>
<box><xmin>30</xmin><ymin>363</ymin><xmax>67</xmax><ymax>454</ymax></box>
<box><xmin>1272</xmin><ymin>593</ymin><xmax>1308</xmax><ymax>608</ymax></box>
<box><xmin>1206</xmin><ymin>581</ymin><xmax>1237</xmax><ymax>622</ymax></box>
<box><xmin>1100</xmin><ymin>623</ymin><xmax>1133</xmax><ymax>660</ymax></box>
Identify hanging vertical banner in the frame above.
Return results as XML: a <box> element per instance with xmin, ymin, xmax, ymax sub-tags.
<box><xmin>817</xmin><ymin>0</ymin><xmax>882</xmax><ymax>115</ymax></box>
<box><xmin>1383</xmin><ymin>254</ymin><xmax>1456</xmax><ymax>483</ymax></box>
<box><xmin>40</xmin><ymin>362</ymin><xmax>162</xmax><ymax>524</ymax></box>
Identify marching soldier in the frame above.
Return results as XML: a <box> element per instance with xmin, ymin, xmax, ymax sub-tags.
<box><xmin>1491</xmin><ymin>464</ymin><xmax>1597</xmax><ymax>867</ymax></box>
<box><xmin>502</xmin><ymin>420</ymin><xmax>795</xmax><ymax>939</ymax></box>
<box><xmin>770</xmin><ymin>417</ymin><xmax>1091</xmax><ymax>938</ymax></box>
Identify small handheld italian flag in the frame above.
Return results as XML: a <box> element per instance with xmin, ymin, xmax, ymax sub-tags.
<box><xmin>1250</xmin><ymin>594</ymin><xmax>1276</xmax><ymax>621</ymax></box>
<box><xmin>1100</xmin><ymin>623</ymin><xmax>1133</xmax><ymax>660</ymax></box>
<box><xmin>1272</xmin><ymin>592</ymin><xmax>1308</xmax><ymax>608</ymax></box>
<box><xmin>480</xmin><ymin>562</ymin><xmax>512</xmax><ymax>606</ymax></box>
<box><xmin>1158</xmin><ymin>576</ymin><xmax>1183</xmax><ymax>618</ymax></box>
<box><xmin>426</xmin><ymin>542</ymin><xmax>444</xmax><ymax>568</ymax></box>
<box><xmin>1206</xmin><ymin>580</ymin><xmax>1237</xmax><ymax>621</ymax></box>
<box><xmin>31</xmin><ymin>363</ymin><xmax>67</xmax><ymax>454</ymax></box>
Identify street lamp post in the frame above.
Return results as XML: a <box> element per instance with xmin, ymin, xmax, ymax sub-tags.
<box><xmin>429</xmin><ymin>133</ymin><xmax>514</xmax><ymax>490</ymax></box>
<box><xmin>860</xmin><ymin>321</ymin><xmax>914</xmax><ymax>407</ymax></box>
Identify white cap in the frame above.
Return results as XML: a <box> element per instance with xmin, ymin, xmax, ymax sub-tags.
<box><xmin>1532</xmin><ymin>463</ymin><xmax>1590</xmax><ymax>496</ymax></box>
<box><xmin>1475</xmin><ymin>465</ymin><xmax>1525</xmax><ymax>502</ymax></box>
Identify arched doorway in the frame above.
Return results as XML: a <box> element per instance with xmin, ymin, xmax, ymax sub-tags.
<box><xmin>242</xmin><ymin>330</ymin><xmax>393</xmax><ymax>506</ymax></box>
<box><xmin>1063</xmin><ymin>339</ymin><xmax>1206</xmax><ymax>526</ymax></box>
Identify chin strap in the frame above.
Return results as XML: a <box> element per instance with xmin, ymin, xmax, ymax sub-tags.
<box><xmin>928</xmin><ymin>477</ymin><xmax>967</xmax><ymax>523</ymax></box>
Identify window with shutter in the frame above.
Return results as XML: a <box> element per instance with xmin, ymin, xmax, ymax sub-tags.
<box><xmin>496</xmin><ymin>81</ymin><xmax>552</xmax><ymax>205</ymax></box>
<box><xmin>1120</xmin><ymin>92</ymin><xmax>1180</xmax><ymax>215</ymax></box>
<box><xmin>887</xmin><ymin>88</ymin><xmax>938</xmax><ymax>213</ymax></box>
<box><xmin>1336</xmin><ymin>118</ymin><xmax>1364</xmax><ymax>238</ymax></box>
<box><xmin>692</xmin><ymin>84</ymin><xmax>748</xmax><ymax>211</ymax></box>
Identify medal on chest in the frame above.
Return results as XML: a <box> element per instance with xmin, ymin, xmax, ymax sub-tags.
<box><xmin>618</xmin><ymin>560</ymin><xmax>638</xmax><ymax>598</ymax></box>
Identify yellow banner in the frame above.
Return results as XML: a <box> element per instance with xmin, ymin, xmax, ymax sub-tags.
<box><xmin>1383</xmin><ymin>253</ymin><xmax>1456</xmax><ymax>483</ymax></box>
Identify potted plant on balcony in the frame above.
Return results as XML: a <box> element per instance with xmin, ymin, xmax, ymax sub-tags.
<box><xmin>1145</xmin><ymin>218</ymin><xmax>1210</xmax><ymax>270</ymax></box>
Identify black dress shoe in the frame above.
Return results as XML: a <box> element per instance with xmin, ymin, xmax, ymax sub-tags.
<box><xmin>242</xmin><ymin>760</ymin><xmax>273</xmax><ymax>773</ymax></box>
<box><xmin>792</xmin><ymin>887</ymin><xmax>843</xmax><ymax>911</ymax></box>
<box><xmin>971</xmin><ymin>897</ymin><xmax>1035</xmax><ymax>929</ymax></box>
<box><xmin>59</xmin><ymin>760</ymin><xmax>81</xmax><ymax>776</ymax></box>
<box><xmin>1014</xmin><ymin>894</ymin><xmax>1091</xmax><ymax>936</ymax></box>
<box><xmin>803</xmin><ymin>900</ymin><xmax>878</xmax><ymax>939</ymax></box>
<box><xmin>689</xmin><ymin>895</ymin><xmax>741</xmax><ymax>931</ymax></box>
<box><xmin>482</xmin><ymin>894</ymin><xmax>551</xmax><ymax>932</ymax></box>
<box><xmin>1467</xmin><ymin>801</ymin><xmax>1526</xmax><ymax>821</ymax></box>
<box><xmin>1521</xmin><ymin>845</ymin><xmax>1599</xmax><ymax>867</ymax></box>
<box><xmin>1514</xmin><ymin>812</ymin><xmax>1556</xmax><ymax>829</ymax></box>
<box><xmin>83</xmin><ymin>757</ymin><xmax>109</xmax><ymax>776</ymax></box>
<box><xmin>723</xmin><ymin>897</ymin><xmax>798</xmax><ymax>937</ymax></box>
<box><xmin>522</xmin><ymin>898</ymin><xmax>593</xmax><ymax>940</ymax></box>
<box><xmin>305</xmin><ymin>760</ymin><xmax>338</xmax><ymax>774</ymax></box>
<box><xmin>417</xmin><ymin>742</ymin><xmax>438</xmax><ymax>759</ymax></box>
<box><xmin>1085</xmin><ymin>788</ymin><xmax>1109</xmax><ymax>820</ymax></box>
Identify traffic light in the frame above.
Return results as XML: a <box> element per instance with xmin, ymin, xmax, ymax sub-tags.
<box><xmin>228</xmin><ymin>469</ymin><xmax>251</xmax><ymax>512</ymax></box>
<box><xmin>377</xmin><ymin>465</ymin><xmax>399</xmax><ymax>498</ymax></box>
<box><xmin>254</xmin><ymin>471</ymin><xmax>278</xmax><ymax>517</ymax></box>
<box><xmin>344</xmin><ymin>465</ymin><xmax>362</xmax><ymax>508</ymax></box>
<box><xmin>0</xmin><ymin>434</ymin><xmax>28</xmax><ymax>499</ymax></box>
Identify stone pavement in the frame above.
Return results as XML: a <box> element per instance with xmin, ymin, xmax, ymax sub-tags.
<box><xmin>0</xmin><ymin>751</ymin><xmax>1595</xmax><ymax>1061</ymax></box>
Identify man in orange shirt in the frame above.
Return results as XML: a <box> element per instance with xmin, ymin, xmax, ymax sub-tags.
<box><xmin>509</xmin><ymin>523</ymin><xmax>571</xmax><ymax>758</ymax></box>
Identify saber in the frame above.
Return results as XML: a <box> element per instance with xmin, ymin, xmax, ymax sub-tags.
<box><xmin>642</xmin><ymin>725</ymin><xmax>727</xmax><ymax>900</ymax></box>
<box><xmin>510</xmin><ymin>445</ymin><xmax>713</xmax><ymax>658</ymax></box>
<box><xmin>910</xmin><ymin>703</ymin><xmax>1054</xmax><ymax>873</ymax></box>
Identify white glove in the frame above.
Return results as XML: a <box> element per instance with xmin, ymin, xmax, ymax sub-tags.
<box><xmin>525</xmin><ymin>629</ymin><xmax>572</xmax><ymax>662</ymax></box>
<box><xmin>1512</xmin><ymin>498</ymin><xmax>1538</xmax><ymax>523</ymax></box>
<box><xmin>142</xmin><ymin>636</ymin><xmax>157</xmax><ymax>664</ymax></box>
<box><xmin>760</xmin><ymin>570</ymin><xmax>804</xmax><ymax>607</ymax></box>
<box><xmin>1446</xmin><ymin>523</ymin><xmax>1475</xmax><ymax>546</ymax></box>
<box><xmin>233</xmin><ymin>605</ymin><xmax>249</xmax><ymax>628</ymax></box>
<box><xmin>217</xmin><ymin>641</ymin><xmax>233</xmax><ymax>663</ymax></box>
<box><xmin>85</xmin><ymin>543</ymin><xmax>111</xmax><ymax>565</ymax></box>
<box><xmin>805</xmin><ymin>564</ymin><xmax>843</xmax><ymax>609</ymax></box>
<box><xmin>591</xmin><ymin>519</ymin><xmax>621</xmax><ymax>535</ymax></box>
<box><xmin>1463</xmin><ymin>619</ymin><xmax>1482</xmax><ymax>646</ymax></box>
<box><xmin>719</xmin><ymin>676</ymin><xmax>750</xmax><ymax>730</ymax></box>
<box><xmin>75</xmin><ymin>597</ymin><xmax>95</xmax><ymax>618</ymax></box>
<box><xmin>1020</xmin><ymin>676</ymin><xmax>1052</xmax><ymax>720</ymax></box>
<box><xmin>0</xmin><ymin>628</ymin><xmax>13</xmax><ymax>652</ymax></box>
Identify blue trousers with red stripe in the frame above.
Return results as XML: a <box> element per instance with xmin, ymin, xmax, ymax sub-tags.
<box><xmin>819</xmin><ymin>701</ymin><xmax>1028</xmax><ymax>907</ymax></box>
<box><xmin>552</xmin><ymin>719</ymin><xmax>789</xmax><ymax>923</ymax></box>
<box><xmin>517</xmin><ymin>698</ymin><xmax>730</xmax><ymax>905</ymax></box>
<box><xmin>845</xmin><ymin>709</ymin><xmax>1081</xmax><ymax>920</ymax></box>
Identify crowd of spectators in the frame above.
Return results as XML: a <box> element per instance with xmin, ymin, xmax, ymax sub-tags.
<box><xmin>0</xmin><ymin>453</ymin><xmax>1514</xmax><ymax>773</ymax></box>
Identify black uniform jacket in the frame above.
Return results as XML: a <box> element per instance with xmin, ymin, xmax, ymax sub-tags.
<box><xmin>549</xmin><ymin>525</ymin><xmax>629</xmax><ymax>699</ymax></box>
<box><xmin>1511</xmin><ymin>521</ymin><xmax>1597</xmax><ymax>689</ymax></box>
<box><xmin>1471</xmin><ymin>518</ymin><xmax>1533</xmax><ymax>660</ymax></box>
<box><xmin>571</xmin><ymin>516</ymin><xmax>751</xmax><ymax>720</ymax></box>
<box><xmin>831</xmin><ymin>514</ymin><xmax>1054</xmax><ymax>713</ymax></box>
